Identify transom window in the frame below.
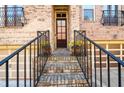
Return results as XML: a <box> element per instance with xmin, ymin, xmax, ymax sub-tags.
<box><xmin>56</xmin><ymin>12</ymin><xmax>66</xmax><ymax>18</ymax></box>
<box><xmin>83</xmin><ymin>5</ymin><xmax>94</xmax><ymax>21</ymax></box>
<box><xmin>0</xmin><ymin>5</ymin><xmax>25</xmax><ymax>27</ymax></box>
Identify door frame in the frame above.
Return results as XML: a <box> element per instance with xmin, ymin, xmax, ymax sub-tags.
<box><xmin>53</xmin><ymin>6</ymin><xmax>69</xmax><ymax>49</ymax></box>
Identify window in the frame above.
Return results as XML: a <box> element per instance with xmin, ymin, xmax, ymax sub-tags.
<box><xmin>0</xmin><ymin>5</ymin><xmax>25</xmax><ymax>27</ymax></box>
<box><xmin>83</xmin><ymin>5</ymin><xmax>94</xmax><ymax>21</ymax></box>
<box><xmin>102</xmin><ymin>5</ymin><xmax>119</xmax><ymax>26</ymax></box>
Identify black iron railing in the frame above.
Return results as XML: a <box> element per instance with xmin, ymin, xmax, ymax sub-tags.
<box><xmin>0</xmin><ymin>30</ymin><xmax>50</xmax><ymax>87</ymax></box>
<box><xmin>74</xmin><ymin>30</ymin><xmax>124</xmax><ymax>87</ymax></box>
<box><xmin>0</xmin><ymin>7</ymin><xmax>26</xmax><ymax>27</ymax></box>
<box><xmin>101</xmin><ymin>10</ymin><xmax>124</xmax><ymax>26</ymax></box>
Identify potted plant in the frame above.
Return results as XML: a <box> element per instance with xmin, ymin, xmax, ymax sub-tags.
<box><xmin>69</xmin><ymin>40</ymin><xmax>82</xmax><ymax>56</ymax></box>
<box><xmin>41</xmin><ymin>41</ymin><xmax>51</xmax><ymax>56</ymax></box>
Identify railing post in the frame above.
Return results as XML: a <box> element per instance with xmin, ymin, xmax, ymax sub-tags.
<box><xmin>37</xmin><ymin>32</ymin><xmax>39</xmax><ymax>83</ymax></box>
<box><xmin>17</xmin><ymin>53</ymin><xmax>19</xmax><ymax>87</ymax></box>
<box><xmin>29</xmin><ymin>44</ymin><xmax>32</xmax><ymax>87</ymax></box>
<box><xmin>47</xmin><ymin>30</ymin><xmax>50</xmax><ymax>56</ymax></box>
<box><xmin>24</xmin><ymin>48</ymin><xmax>26</xmax><ymax>87</ymax></box>
<box><xmin>82</xmin><ymin>36</ymin><xmax>85</xmax><ymax>73</ymax></box>
<box><xmin>86</xmin><ymin>41</ymin><xmax>89</xmax><ymax>79</ymax></box>
<box><xmin>33</xmin><ymin>41</ymin><xmax>36</xmax><ymax>87</ymax></box>
<box><xmin>99</xmin><ymin>49</ymin><xmax>102</xmax><ymax>87</ymax></box>
<box><xmin>89</xmin><ymin>42</ymin><xmax>92</xmax><ymax>87</ymax></box>
<box><xmin>37</xmin><ymin>31</ymin><xmax>40</xmax><ymax>57</ymax></box>
<box><xmin>6</xmin><ymin>61</ymin><xmax>9</xmax><ymax>87</ymax></box>
<box><xmin>74</xmin><ymin>30</ymin><xmax>76</xmax><ymax>56</ymax></box>
<box><xmin>118</xmin><ymin>63</ymin><xmax>121</xmax><ymax>87</ymax></box>
<box><xmin>47</xmin><ymin>30</ymin><xmax>50</xmax><ymax>45</ymax></box>
<box><xmin>39</xmin><ymin>36</ymin><xmax>42</xmax><ymax>76</ymax></box>
<box><xmin>107</xmin><ymin>54</ymin><xmax>110</xmax><ymax>87</ymax></box>
<box><xmin>94</xmin><ymin>45</ymin><xmax>97</xmax><ymax>87</ymax></box>
<box><xmin>83</xmin><ymin>31</ymin><xmax>86</xmax><ymax>57</ymax></box>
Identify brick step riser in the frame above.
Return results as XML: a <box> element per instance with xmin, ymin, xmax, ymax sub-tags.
<box><xmin>47</xmin><ymin>61</ymin><xmax>78</xmax><ymax>62</ymax></box>
<box><xmin>48</xmin><ymin>57</ymin><xmax>76</xmax><ymax>59</ymax></box>
<box><xmin>43</xmin><ymin>70</ymin><xmax>82</xmax><ymax>73</ymax></box>
<box><xmin>44</xmin><ymin>67</ymin><xmax>81</xmax><ymax>69</ymax></box>
<box><xmin>38</xmin><ymin>81</ymin><xmax>88</xmax><ymax>86</ymax></box>
<box><xmin>45</xmin><ymin>63</ymin><xmax>80</xmax><ymax>66</ymax></box>
<box><xmin>45</xmin><ymin>65</ymin><xmax>80</xmax><ymax>68</ymax></box>
<box><xmin>38</xmin><ymin>81</ymin><xmax>89</xmax><ymax>86</ymax></box>
<box><xmin>39</xmin><ymin>80</ymin><xmax>87</xmax><ymax>84</ymax></box>
<box><xmin>37</xmin><ymin>84</ymin><xmax>89</xmax><ymax>87</ymax></box>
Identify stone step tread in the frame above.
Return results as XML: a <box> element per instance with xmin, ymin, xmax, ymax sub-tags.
<box><xmin>48</xmin><ymin>57</ymin><xmax>77</xmax><ymax>61</ymax></box>
<box><xmin>43</xmin><ymin>69</ymin><xmax>81</xmax><ymax>73</ymax></box>
<box><xmin>45</xmin><ymin>62</ymin><xmax>80</xmax><ymax>65</ymax></box>
<box><xmin>44</xmin><ymin>66</ymin><xmax>81</xmax><ymax>69</ymax></box>
<box><xmin>38</xmin><ymin>80</ymin><xmax>88</xmax><ymax>86</ymax></box>
<box><xmin>44</xmin><ymin>62</ymin><xmax>80</xmax><ymax>67</ymax></box>
<box><xmin>39</xmin><ymin>73</ymin><xmax>85</xmax><ymax>81</ymax></box>
<box><xmin>38</xmin><ymin>81</ymin><xmax>88</xmax><ymax>84</ymax></box>
<box><xmin>38</xmin><ymin>80</ymin><xmax>88</xmax><ymax>87</ymax></box>
<box><xmin>44</xmin><ymin>67</ymin><xmax>81</xmax><ymax>70</ymax></box>
<box><xmin>44</xmin><ymin>62</ymin><xmax>81</xmax><ymax>72</ymax></box>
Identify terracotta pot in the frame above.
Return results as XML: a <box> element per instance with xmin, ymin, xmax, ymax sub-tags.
<box><xmin>71</xmin><ymin>46</ymin><xmax>81</xmax><ymax>56</ymax></box>
<box><xmin>42</xmin><ymin>45</ymin><xmax>51</xmax><ymax>55</ymax></box>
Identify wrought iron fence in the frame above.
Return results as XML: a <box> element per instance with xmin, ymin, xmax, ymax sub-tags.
<box><xmin>0</xmin><ymin>7</ymin><xmax>26</xmax><ymax>27</ymax></box>
<box><xmin>74</xmin><ymin>30</ymin><xmax>124</xmax><ymax>87</ymax></box>
<box><xmin>0</xmin><ymin>30</ymin><xmax>50</xmax><ymax>87</ymax></box>
<box><xmin>101</xmin><ymin>10</ymin><xmax>124</xmax><ymax>26</ymax></box>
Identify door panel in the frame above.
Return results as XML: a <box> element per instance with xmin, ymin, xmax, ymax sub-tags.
<box><xmin>56</xmin><ymin>19</ymin><xmax>67</xmax><ymax>48</ymax></box>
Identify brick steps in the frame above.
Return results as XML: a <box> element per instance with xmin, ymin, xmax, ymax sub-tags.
<box><xmin>37</xmin><ymin>83</ymin><xmax>88</xmax><ymax>87</ymax></box>
<box><xmin>48</xmin><ymin>56</ymin><xmax>77</xmax><ymax>62</ymax></box>
<box><xmin>43</xmin><ymin>62</ymin><xmax>82</xmax><ymax>73</ymax></box>
<box><xmin>37</xmin><ymin>56</ymin><xmax>88</xmax><ymax>87</ymax></box>
<box><xmin>37</xmin><ymin>73</ymin><xmax>88</xmax><ymax>87</ymax></box>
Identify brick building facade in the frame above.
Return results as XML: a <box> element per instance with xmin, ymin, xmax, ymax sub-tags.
<box><xmin>0</xmin><ymin>5</ymin><xmax>124</xmax><ymax>61</ymax></box>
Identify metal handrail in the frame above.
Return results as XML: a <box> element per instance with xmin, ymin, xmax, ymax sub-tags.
<box><xmin>0</xmin><ymin>34</ymin><xmax>42</xmax><ymax>66</ymax></box>
<box><xmin>74</xmin><ymin>30</ymin><xmax>124</xmax><ymax>87</ymax></box>
<box><xmin>75</xmin><ymin>30</ymin><xmax>124</xmax><ymax>66</ymax></box>
<box><xmin>0</xmin><ymin>30</ymin><xmax>50</xmax><ymax>87</ymax></box>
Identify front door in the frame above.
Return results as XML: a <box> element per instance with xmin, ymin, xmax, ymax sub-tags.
<box><xmin>56</xmin><ymin>18</ymin><xmax>67</xmax><ymax>48</ymax></box>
